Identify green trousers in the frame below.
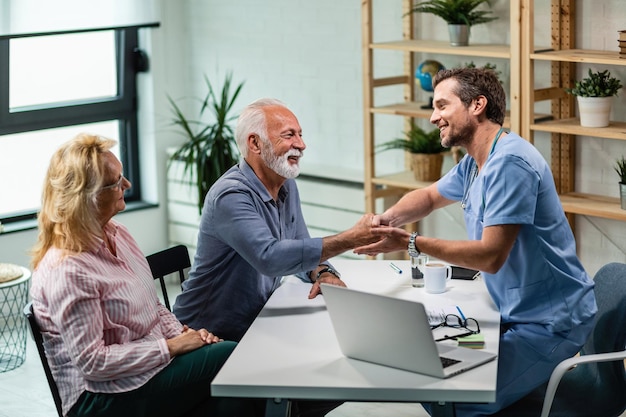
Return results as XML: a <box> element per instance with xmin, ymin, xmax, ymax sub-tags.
<box><xmin>68</xmin><ymin>341</ymin><xmax>263</xmax><ymax>417</ymax></box>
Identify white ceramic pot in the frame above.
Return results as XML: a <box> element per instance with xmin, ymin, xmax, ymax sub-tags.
<box><xmin>577</xmin><ymin>96</ymin><xmax>613</xmax><ymax>128</ymax></box>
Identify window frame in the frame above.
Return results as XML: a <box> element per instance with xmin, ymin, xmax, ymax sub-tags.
<box><xmin>0</xmin><ymin>23</ymin><xmax>158</xmax><ymax>225</ymax></box>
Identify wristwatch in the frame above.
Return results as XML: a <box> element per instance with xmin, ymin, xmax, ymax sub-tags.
<box><xmin>408</xmin><ymin>232</ymin><xmax>421</xmax><ymax>257</ymax></box>
<box><xmin>316</xmin><ymin>266</ymin><xmax>341</xmax><ymax>282</ymax></box>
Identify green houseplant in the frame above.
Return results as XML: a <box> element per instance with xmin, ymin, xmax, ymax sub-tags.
<box><xmin>409</xmin><ymin>0</ymin><xmax>498</xmax><ymax>46</ymax></box>
<box><xmin>614</xmin><ymin>155</ymin><xmax>626</xmax><ymax>210</ymax></box>
<box><xmin>565</xmin><ymin>69</ymin><xmax>623</xmax><ymax>128</ymax></box>
<box><xmin>168</xmin><ymin>72</ymin><xmax>244</xmax><ymax>213</ymax></box>
<box><xmin>378</xmin><ymin>123</ymin><xmax>446</xmax><ymax>181</ymax></box>
<box><xmin>464</xmin><ymin>61</ymin><xmax>502</xmax><ymax>83</ymax></box>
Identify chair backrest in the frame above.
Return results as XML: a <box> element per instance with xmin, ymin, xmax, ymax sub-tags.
<box><xmin>146</xmin><ymin>244</ymin><xmax>191</xmax><ymax>310</ymax></box>
<box><xmin>576</xmin><ymin>262</ymin><xmax>626</xmax><ymax>408</ymax></box>
<box><xmin>584</xmin><ymin>262</ymin><xmax>626</xmax><ymax>357</ymax></box>
<box><xmin>23</xmin><ymin>302</ymin><xmax>63</xmax><ymax>417</ymax></box>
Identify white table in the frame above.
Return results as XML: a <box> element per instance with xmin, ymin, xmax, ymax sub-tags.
<box><xmin>212</xmin><ymin>259</ymin><xmax>500</xmax><ymax>417</ymax></box>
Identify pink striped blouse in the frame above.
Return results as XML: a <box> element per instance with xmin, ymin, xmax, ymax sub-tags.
<box><xmin>30</xmin><ymin>220</ymin><xmax>183</xmax><ymax>416</ymax></box>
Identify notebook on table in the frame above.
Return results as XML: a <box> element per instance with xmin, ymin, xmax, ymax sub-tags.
<box><xmin>320</xmin><ymin>283</ymin><xmax>497</xmax><ymax>379</ymax></box>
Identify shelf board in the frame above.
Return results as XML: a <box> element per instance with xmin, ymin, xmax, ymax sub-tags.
<box><xmin>531</xmin><ymin>118</ymin><xmax>626</xmax><ymax>140</ymax></box>
<box><xmin>371</xmin><ymin>40</ymin><xmax>511</xmax><ymax>59</ymax></box>
<box><xmin>370</xmin><ymin>171</ymin><xmax>434</xmax><ymax>191</ymax></box>
<box><xmin>560</xmin><ymin>193</ymin><xmax>626</xmax><ymax>221</ymax></box>
<box><xmin>371</xmin><ymin>102</ymin><xmax>433</xmax><ymax>118</ymax></box>
<box><xmin>531</xmin><ymin>49</ymin><xmax>626</xmax><ymax>66</ymax></box>
<box><xmin>371</xmin><ymin>102</ymin><xmax>513</xmax><ymax>128</ymax></box>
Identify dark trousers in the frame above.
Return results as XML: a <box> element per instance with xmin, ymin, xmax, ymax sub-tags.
<box><xmin>68</xmin><ymin>341</ymin><xmax>264</xmax><ymax>417</ymax></box>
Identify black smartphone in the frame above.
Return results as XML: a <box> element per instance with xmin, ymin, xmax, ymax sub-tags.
<box><xmin>451</xmin><ymin>266</ymin><xmax>480</xmax><ymax>280</ymax></box>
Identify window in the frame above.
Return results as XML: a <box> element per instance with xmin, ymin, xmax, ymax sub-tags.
<box><xmin>0</xmin><ymin>24</ymin><xmax>157</xmax><ymax>226</ymax></box>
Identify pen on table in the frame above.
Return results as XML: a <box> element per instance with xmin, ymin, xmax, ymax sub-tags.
<box><xmin>389</xmin><ymin>262</ymin><xmax>403</xmax><ymax>274</ymax></box>
<box><xmin>456</xmin><ymin>305</ymin><xmax>467</xmax><ymax>321</ymax></box>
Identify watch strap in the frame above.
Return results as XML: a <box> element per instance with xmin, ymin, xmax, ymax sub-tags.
<box><xmin>316</xmin><ymin>266</ymin><xmax>341</xmax><ymax>281</ymax></box>
<box><xmin>408</xmin><ymin>232</ymin><xmax>421</xmax><ymax>257</ymax></box>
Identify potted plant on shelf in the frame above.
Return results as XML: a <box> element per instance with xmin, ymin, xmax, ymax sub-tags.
<box><xmin>378</xmin><ymin>123</ymin><xmax>446</xmax><ymax>181</ymax></box>
<box><xmin>463</xmin><ymin>61</ymin><xmax>502</xmax><ymax>83</ymax></box>
<box><xmin>565</xmin><ymin>69</ymin><xmax>623</xmax><ymax>128</ymax></box>
<box><xmin>167</xmin><ymin>72</ymin><xmax>244</xmax><ymax>214</ymax></box>
<box><xmin>409</xmin><ymin>0</ymin><xmax>498</xmax><ymax>46</ymax></box>
<box><xmin>614</xmin><ymin>155</ymin><xmax>626</xmax><ymax>210</ymax></box>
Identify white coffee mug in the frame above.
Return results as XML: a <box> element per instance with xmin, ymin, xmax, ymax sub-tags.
<box><xmin>423</xmin><ymin>263</ymin><xmax>452</xmax><ymax>294</ymax></box>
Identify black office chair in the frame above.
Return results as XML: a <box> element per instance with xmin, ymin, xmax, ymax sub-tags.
<box><xmin>491</xmin><ymin>262</ymin><xmax>626</xmax><ymax>417</ymax></box>
<box><xmin>23</xmin><ymin>302</ymin><xmax>63</xmax><ymax>417</ymax></box>
<box><xmin>146</xmin><ymin>244</ymin><xmax>191</xmax><ymax>311</ymax></box>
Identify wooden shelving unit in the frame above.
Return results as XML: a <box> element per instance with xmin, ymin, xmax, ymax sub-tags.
<box><xmin>361</xmin><ymin>0</ymin><xmax>521</xmax><ymax>216</ymax></box>
<box><xmin>362</xmin><ymin>0</ymin><xmax>626</xmax><ymax>253</ymax></box>
<box><xmin>521</xmin><ymin>0</ymin><xmax>626</xmax><ymax>226</ymax></box>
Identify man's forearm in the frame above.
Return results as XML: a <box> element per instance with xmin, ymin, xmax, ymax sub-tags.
<box><xmin>320</xmin><ymin>228</ymin><xmax>368</xmax><ymax>262</ymax></box>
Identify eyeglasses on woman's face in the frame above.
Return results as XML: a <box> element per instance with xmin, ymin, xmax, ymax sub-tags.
<box><xmin>100</xmin><ymin>174</ymin><xmax>125</xmax><ymax>191</ymax></box>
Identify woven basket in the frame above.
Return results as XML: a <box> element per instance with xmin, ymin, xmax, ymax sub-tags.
<box><xmin>410</xmin><ymin>153</ymin><xmax>443</xmax><ymax>182</ymax></box>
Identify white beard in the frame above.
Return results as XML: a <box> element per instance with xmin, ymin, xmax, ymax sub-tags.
<box><xmin>261</xmin><ymin>146</ymin><xmax>302</xmax><ymax>179</ymax></box>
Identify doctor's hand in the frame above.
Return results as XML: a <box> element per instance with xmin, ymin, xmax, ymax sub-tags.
<box><xmin>308</xmin><ymin>275</ymin><xmax>347</xmax><ymax>299</ymax></box>
<box><xmin>353</xmin><ymin>226</ymin><xmax>411</xmax><ymax>257</ymax></box>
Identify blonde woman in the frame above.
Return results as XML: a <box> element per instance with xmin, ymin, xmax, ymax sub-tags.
<box><xmin>30</xmin><ymin>133</ymin><xmax>261</xmax><ymax>417</ymax></box>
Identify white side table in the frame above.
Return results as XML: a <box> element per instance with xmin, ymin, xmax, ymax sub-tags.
<box><xmin>0</xmin><ymin>266</ymin><xmax>31</xmax><ymax>372</ymax></box>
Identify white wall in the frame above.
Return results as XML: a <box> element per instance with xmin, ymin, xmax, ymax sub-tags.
<box><xmin>1</xmin><ymin>0</ymin><xmax>625</xmax><ymax>278</ymax></box>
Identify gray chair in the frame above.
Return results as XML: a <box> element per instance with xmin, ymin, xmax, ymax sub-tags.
<box><xmin>146</xmin><ymin>244</ymin><xmax>190</xmax><ymax>311</ymax></box>
<box><xmin>492</xmin><ymin>262</ymin><xmax>626</xmax><ymax>417</ymax></box>
<box><xmin>23</xmin><ymin>302</ymin><xmax>63</xmax><ymax>417</ymax></box>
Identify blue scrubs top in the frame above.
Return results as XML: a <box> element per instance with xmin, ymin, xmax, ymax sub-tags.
<box><xmin>437</xmin><ymin>132</ymin><xmax>596</xmax><ymax>333</ymax></box>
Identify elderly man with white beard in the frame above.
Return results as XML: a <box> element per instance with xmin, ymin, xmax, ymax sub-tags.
<box><xmin>173</xmin><ymin>98</ymin><xmax>378</xmax><ymax>417</ymax></box>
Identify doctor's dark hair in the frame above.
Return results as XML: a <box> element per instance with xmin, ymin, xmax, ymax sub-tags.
<box><xmin>432</xmin><ymin>67</ymin><xmax>506</xmax><ymax>126</ymax></box>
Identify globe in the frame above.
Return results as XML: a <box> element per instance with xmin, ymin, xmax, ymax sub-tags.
<box><xmin>415</xmin><ymin>60</ymin><xmax>445</xmax><ymax>93</ymax></box>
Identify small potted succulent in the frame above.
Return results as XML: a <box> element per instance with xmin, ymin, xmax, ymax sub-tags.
<box><xmin>409</xmin><ymin>0</ymin><xmax>498</xmax><ymax>46</ymax></box>
<box><xmin>614</xmin><ymin>155</ymin><xmax>626</xmax><ymax>210</ymax></box>
<box><xmin>378</xmin><ymin>123</ymin><xmax>446</xmax><ymax>181</ymax></box>
<box><xmin>565</xmin><ymin>69</ymin><xmax>623</xmax><ymax>128</ymax></box>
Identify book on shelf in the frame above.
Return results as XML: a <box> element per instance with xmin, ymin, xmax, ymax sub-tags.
<box><xmin>620</xmin><ymin>30</ymin><xmax>626</xmax><ymax>42</ymax></box>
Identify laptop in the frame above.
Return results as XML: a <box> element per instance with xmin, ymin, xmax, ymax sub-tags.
<box><xmin>320</xmin><ymin>283</ymin><xmax>497</xmax><ymax>378</ymax></box>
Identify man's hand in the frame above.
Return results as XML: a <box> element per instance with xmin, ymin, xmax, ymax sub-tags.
<box><xmin>353</xmin><ymin>226</ymin><xmax>411</xmax><ymax>257</ymax></box>
<box><xmin>308</xmin><ymin>274</ymin><xmax>347</xmax><ymax>299</ymax></box>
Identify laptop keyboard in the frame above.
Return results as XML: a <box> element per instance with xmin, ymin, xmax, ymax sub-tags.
<box><xmin>440</xmin><ymin>356</ymin><xmax>461</xmax><ymax>368</ymax></box>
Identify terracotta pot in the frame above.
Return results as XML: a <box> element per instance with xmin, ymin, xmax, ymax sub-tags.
<box><xmin>411</xmin><ymin>153</ymin><xmax>443</xmax><ymax>181</ymax></box>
